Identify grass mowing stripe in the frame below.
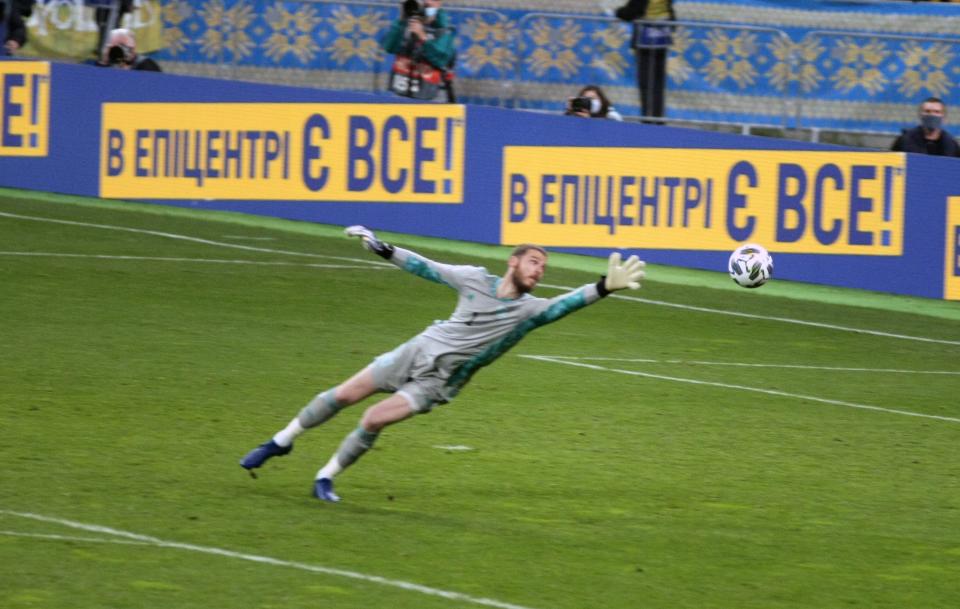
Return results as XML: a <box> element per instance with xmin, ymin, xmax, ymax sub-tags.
<box><xmin>1</xmin><ymin>510</ymin><xmax>545</xmax><ymax>609</ymax></box>
<box><xmin>521</xmin><ymin>355</ymin><xmax>960</xmax><ymax>424</ymax></box>
<box><xmin>534</xmin><ymin>355</ymin><xmax>960</xmax><ymax>375</ymax></box>
<box><xmin>4</xmin><ymin>190</ymin><xmax>959</xmax><ymax>609</ymax></box>
<box><xmin>5</xmin><ymin>207</ymin><xmax>949</xmax><ymax>346</ymax></box>
<box><xmin>3</xmin><ymin>186</ymin><xmax>959</xmax><ymax>321</ymax></box>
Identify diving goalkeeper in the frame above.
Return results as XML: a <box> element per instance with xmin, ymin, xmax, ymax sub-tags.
<box><xmin>240</xmin><ymin>227</ymin><xmax>646</xmax><ymax>502</ymax></box>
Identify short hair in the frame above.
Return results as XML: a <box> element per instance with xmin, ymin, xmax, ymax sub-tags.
<box><xmin>922</xmin><ymin>97</ymin><xmax>946</xmax><ymax>108</ymax></box>
<box><xmin>510</xmin><ymin>244</ymin><xmax>547</xmax><ymax>258</ymax></box>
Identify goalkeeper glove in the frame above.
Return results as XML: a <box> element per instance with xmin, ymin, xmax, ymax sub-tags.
<box><xmin>597</xmin><ymin>252</ymin><xmax>645</xmax><ymax>296</ymax></box>
<box><xmin>344</xmin><ymin>225</ymin><xmax>395</xmax><ymax>259</ymax></box>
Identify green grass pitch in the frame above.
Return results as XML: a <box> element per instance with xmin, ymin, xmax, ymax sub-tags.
<box><xmin>1</xmin><ymin>189</ymin><xmax>958</xmax><ymax>609</ymax></box>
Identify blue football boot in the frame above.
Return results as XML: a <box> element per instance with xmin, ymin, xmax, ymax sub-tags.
<box><xmin>240</xmin><ymin>440</ymin><xmax>292</xmax><ymax>476</ymax></box>
<box><xmin>312</xmin><ymin>478</ymin><xmax>341</xmax><ymax>503</ymax></box>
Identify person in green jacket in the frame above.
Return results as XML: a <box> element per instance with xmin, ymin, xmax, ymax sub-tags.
<box><xmin>381</xmin><ymin>0</ymin><xmax>457</xmax><ymax>101</ymax></box>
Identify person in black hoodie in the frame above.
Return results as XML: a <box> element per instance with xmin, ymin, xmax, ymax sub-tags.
<box><xmin>891</xmin><ymin>97</ymin><xmax>960</xmax><ymax>157</ymax></box>
<box><xmin>1</xmin><ymin>0</ymin><xmax>28</xmax><ymax>56</ymax></box>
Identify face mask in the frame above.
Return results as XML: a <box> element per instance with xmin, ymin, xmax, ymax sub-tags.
<box><xmin>589</xmin><ymin>97</ymin><xmax>602</xmax><ymax>115</ymax></box>
<box><xmin>921</xmin><ymin>114</ymin><xmax>943</xmax><ymax>131</ymax></box>
<box><xmin>424</xmin><ymin>6</ymin><xmax>438</xmax><ymax>18</ymax></box>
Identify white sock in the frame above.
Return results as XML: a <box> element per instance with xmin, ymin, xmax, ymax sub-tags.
<box><xmin>272</xmin><ymin>417</ymin><xmax>304</xmax><ymax>447</ymax></box>
<box><xmin>316</xmin><ymin>455</ymin><xmax>343</xmax><ymax>480</ymax></box>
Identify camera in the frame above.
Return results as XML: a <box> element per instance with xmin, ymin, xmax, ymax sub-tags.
<box><xmin>402</xmin><ymin>0</ymin><xmax>424</xmax><ymax>18</ymax></box>
<box><xmin>570</xmin><ymin>97</ymin><xmax>594</xmax><ymax>114</ymax></box>
<box><xmin>107</xmin><ymin>44</ymin><xmax>135</xmax><ymax>66</ymax></box>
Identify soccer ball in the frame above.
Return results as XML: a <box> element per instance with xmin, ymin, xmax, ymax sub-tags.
<box><xmin>728</xmin><ymin>243</ymin><xmax>774</xmax><ymax>288</ymax></box>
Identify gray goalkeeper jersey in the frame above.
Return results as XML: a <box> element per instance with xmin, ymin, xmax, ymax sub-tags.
<box><xmin>388</xmin><ymin>247</ymin><xmax>604</xmax><ymax>390</ymax></box>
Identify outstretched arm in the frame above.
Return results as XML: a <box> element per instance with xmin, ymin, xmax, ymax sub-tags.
<box><xmin>344</xmin><ymin>225</ymin><xmax>474</xmax><ymax>288</ymax></box>
<box><xmin>344</xmin><ymin>225</ymin><xmax>395</xmax><ymax>259</ymax></box>
<box><xmin>444</xmin><ymin>253</ymin><xmax>646</xmax><ymax>390</ymax></box>
<box><xmin>525</xmin><ymin>252</ymin><xmax>647</xmax><ymax>328</ymax></box>
<box><xmin>527</xmin><ymin>251</ymin><xmax>648</xmax><ymax>345</ymax></box>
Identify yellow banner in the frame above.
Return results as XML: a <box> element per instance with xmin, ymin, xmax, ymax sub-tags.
<box><xmin>100</xmin><ymin>103</ymin><xmax>466</xmax><ymax>203</ymax></box>
<box><xmin>22</xmin><ymin>1</ymin><xmax>164</xmax><ymax>61</ymax></box>
<box><xmin>945</xmin><ymin>197</ymin><xmax>960</xmax><ymax>300</ymax></box>
<box><xmin>0</xmin><ymin>62</ymin><xmax>50</xmax><ymax>157</ymax></box>
<box><xmin>501</xmin><ymin>147</ymin><xmax>906</xmax><ymax>255</ymax></box>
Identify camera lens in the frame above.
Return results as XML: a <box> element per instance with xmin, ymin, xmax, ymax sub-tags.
<box><xmin>107</xmin><ymin>45</ymin><xmax>126</xmax><ymax>65</ymax></box>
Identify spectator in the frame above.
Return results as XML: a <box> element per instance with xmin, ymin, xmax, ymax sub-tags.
<box><xmin>891</xmin><ymin>97</ymin><xmax>960</xmax><ymax>157</ymax></box>
<box><xmin>381</xmin><ymin>0</ymin><xmax>457</xmax><ymax>102</ymax></box>
<box><xmin>614</xmin><ymin>0</ymin><xmax>675</xmax><ymax>123</ymax></box>
<box><xmin>1</xmin><ymin>1</ymin><xmax>27</xmax><ymax>56</ymax></box>
<box><xmin>96</xmin><ymin>28</ymin><xmax>162</xmax><ymax>71</ymax></box>
<box><xmin>564</xmin><ymin>85</ymin><xmax>624</xmax><ymax>121</ymax></box>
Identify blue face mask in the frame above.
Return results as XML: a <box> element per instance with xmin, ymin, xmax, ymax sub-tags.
<box><xmin>424</xmin><ymin>6</ymin><xmax>438</xmax><ymax>18</ymax></box>
<box><xmin>921</xmin><ymin>114</ymin><xmax>943</xmax><ymax>131</ymax></box>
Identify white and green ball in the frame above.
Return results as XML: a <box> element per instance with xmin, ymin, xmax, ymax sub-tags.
<box><xmin>728</xmin><ymin>243</ymin><xmax>774</xmax><ymax>288</ymax></box>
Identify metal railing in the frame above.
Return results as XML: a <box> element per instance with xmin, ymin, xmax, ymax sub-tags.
<box><xmin>145</xmin><ymin>1</ymin><xmax>960</xmax><ymax>145</ymax></box>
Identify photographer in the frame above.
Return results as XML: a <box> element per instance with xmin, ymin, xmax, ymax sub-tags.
<box><xmin>97</xmin><ymin>28</ymin><xmax>162</xmax><ymax>71</ymax></box>
<box><xmin>564</xmin><ymin>85</ymin><xmax>623</xmax><ymax>121</ymax></box>
<box><xmin>381</xmin><ymin>0</ymin><xmax>456</xmax><ymax>101</ymax></box>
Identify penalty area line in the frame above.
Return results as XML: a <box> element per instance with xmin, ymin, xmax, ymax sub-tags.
<box><xmin>520</xmin><ymin>355</ymin><xmax>960</xmax><ymax>424</ymax></box>
<box><xmin>0</xmin><ymin>510</ymin><xmax>545</xmax><ymax>609</ymax></box>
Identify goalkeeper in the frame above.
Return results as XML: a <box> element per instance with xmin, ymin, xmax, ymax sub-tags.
<box><xmin>240</xmin><ymin>227</ymin><xmax>646</xmax><ymax>502</ymax></box>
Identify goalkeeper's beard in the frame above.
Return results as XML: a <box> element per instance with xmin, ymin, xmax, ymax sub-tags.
<box><xmin>511</xmin><ymin>273</ymin><xmax>537</xmax><ymax>295</ymax></box>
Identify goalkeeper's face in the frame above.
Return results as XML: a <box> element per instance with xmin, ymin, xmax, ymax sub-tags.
<box><xmin>510</xmin><ymin>250</ymin><xmax>548</xmax><ymax>294</ymax></box>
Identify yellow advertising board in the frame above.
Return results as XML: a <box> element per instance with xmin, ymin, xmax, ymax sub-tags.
<box><xmin>501</xmin><ymin>147</ymin><xmax>906</xmax><ymax>255</ymax></box>
<box><xmin>945</xmin><ymin>197</ymin><xmax>960</xmax><ymax>300</ymax></box>
<box><xmin>100</xmin><ymin>103</ymin><xmax>466</xmax><ymax>203</ymax></box>
<box><xmin>0</xmin><ymin>61</ymin><xmax>50</xmax><ymax>157</ymax></box>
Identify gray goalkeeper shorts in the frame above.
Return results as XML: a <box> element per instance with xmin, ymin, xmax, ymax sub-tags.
<box><xmin>370</xmin><ymin>336</ymin><xmax>465</xmax><ymax>413</ymax></box>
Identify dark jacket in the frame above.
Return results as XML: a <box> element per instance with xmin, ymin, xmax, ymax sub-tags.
<box><xmin>1</xmin><ymin>3</ymin><xmax>27</xmax><ymax>49</ymax></box>
<box><xmin>615</xmin><ymin>0</ymin><xmax>676</xmax><ymax>22</ymax></box>
<box><xmin>132</xmin><ymin>55</ymin><xmax>162</xmax><ymax>72</ymax></box>
<box><xmin>93</xmin><ymin>54</ymin><xmax>163</xmax><ymax>72</ymax></box>
<box><xmin>891</xmin><ymin>126</ymin><xmax>960</xmax><ymax>157</ymax></box>
<box><xmin>615</xmin><ymin>0</ymin><xmax>675</xmax><ymax>49</ymax></box>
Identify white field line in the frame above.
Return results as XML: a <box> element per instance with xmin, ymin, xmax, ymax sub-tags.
<box><xmin>0</xmin><ymin>530</ymin><xmax>154</xmax><ymax>546</ymax></box>
<box><xmin>2</xmin><ymin>210</ymin><xmax>956</xmax><ymax>346</ymax></box>
<box><xmin>0</xmin><ymin>211</ymin><xmax>392</xmax><ymax>267</ymax></box>
<box><xmin>539</xmin><ymin>283</ymin><xmax>960</xmax><ymax>347</ymax></box>
<box><xmin>520</xmin><ymin>355</ymin><xmax>960</xmax><ymax>424</ymax></box>
<box><xmin>0</xmin><ymin>251</ymin><xmax>389</xmax><ymax>270</ymax></box>
<box><xmin>0</xmin><ymin>510</ymin><xmax>544</xmax><ymax>609</ymax></box>
<box><xmin>536</xmin><ymin>355</ymin><xmax>960</xmax><ymax>376</ymax></box>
